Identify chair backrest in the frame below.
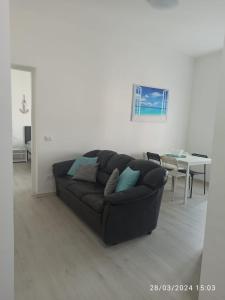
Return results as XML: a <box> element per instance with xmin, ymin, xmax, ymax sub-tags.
<box><xmin>146</xmin><ymin>152</ymin><xmax>161</xmax><ymax>165</ymax></box>
<box><xmin>161</xmin><ymin>155</ymin><xmax>179</xmax><ymax>170</ymax></box>
<box><xmin>192</xmin><ymin>153</ymin><xmax>208</xmax><ymax>158</ymax></box>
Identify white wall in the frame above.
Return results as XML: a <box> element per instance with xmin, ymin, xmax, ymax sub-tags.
<box><xmin>187</xmin><ymin>51</ymin><xmax>222</xmax><ymax>180</ymax></box>
<box><xmin>0</xmin><ymin>0</ymin><xmax>14</xmax><ymax>299</ymax></box>
<box><xmin>10</xmin><ymin>0</ymin><xmax>194</xmax><ymax>193</ymax></box>
<box><xmin>199</xmin><ymin>42</ymin><xmax>225</xmax><ymax>300</ymax></box>
<box><xmin>11</xmin><ymin>69</ymin><xmax>32</xmax><ymax>146</ymax></box>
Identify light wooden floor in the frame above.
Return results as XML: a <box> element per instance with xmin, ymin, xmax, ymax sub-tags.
<box><xmin>14</xmin><ymin>163</ymin><xmax>207</xmax><ymax>300</ymax></box>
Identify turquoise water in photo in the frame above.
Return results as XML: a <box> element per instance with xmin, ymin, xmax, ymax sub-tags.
<box><xmin>135</xmin><ymin>106</ymin><xmax>167</xmax><ymax>116</ymax></box>
<box><xmin>133</xmin><ymin>85</ymin><xmax>168</xmax><ymax>117</ymax></box>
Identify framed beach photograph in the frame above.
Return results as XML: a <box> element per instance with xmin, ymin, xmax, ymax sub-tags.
<box><xmin>131</xmin><ymin>84</ymin><xmax>169</xmax><ymax>122</ymax></box>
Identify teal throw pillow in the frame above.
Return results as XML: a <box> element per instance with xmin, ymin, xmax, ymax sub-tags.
<box><xmin>115</xmin><ymin>167</ymin><xmax>140</xmax><ymax>192</ymax></box>
<box><xmin>67</xmin><ymin>156</ymin><xmax>98</xmax><ymax>176</ymax></box>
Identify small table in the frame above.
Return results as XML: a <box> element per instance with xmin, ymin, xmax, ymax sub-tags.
<box><xmin>13</xmin><ymin>146</ymin><xmax>27</xmax><ymax>163</ymax></box>
<box><xmin>163</xmin><ymin>154</ymin><xmax>212</xmax><ymax>204</ymax></box>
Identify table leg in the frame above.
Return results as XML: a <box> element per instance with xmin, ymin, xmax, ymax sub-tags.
<box><xmin>184</xmin><ymin>165</ymin><xmax>190</xmax><ymax>205</ymax></box>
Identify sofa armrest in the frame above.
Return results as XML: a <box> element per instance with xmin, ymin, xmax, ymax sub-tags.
<box><xmin>102</xmin><ymin>186</ymin><xmax>165</xmax><ymax>245</ymax></box>
<box><xmin>52</xmin><ymin>160</ymin><xmax>74</xmax><ymax>177</ymax></box>
<box><xmin>104</xmin><ymin>185</ymin><xmax>156</xmax><ymax>206</ymax></box>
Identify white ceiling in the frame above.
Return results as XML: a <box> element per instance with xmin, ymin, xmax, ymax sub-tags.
<box><xmin>10</xmin><ymin>0</ymin><xmax>225</xmax><ymax>57</ymax></box>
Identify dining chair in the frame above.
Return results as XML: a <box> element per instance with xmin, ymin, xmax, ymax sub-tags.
<box><xmin>189</xmin><ymin>153</ymin><xmax>208</xmax><ymax>198</ymax></box>
<box><xmin>161</xmin><ymin>156</ymin><xmax>186</xmax><ymax>201</ymax></box>
<box><xmin>146</xmin><ymin>152</ymin><xmax>161</xmax><ymax>165</ymax></box>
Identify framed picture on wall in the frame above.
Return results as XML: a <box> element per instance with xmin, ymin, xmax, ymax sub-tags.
<box><xmin>131</xmin><ymin>84</ymin><xmax>169</xmax><ymax>122</ymax></box>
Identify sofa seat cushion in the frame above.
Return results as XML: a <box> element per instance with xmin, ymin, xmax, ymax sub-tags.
<box><xmin>56</xmin><ymin>176</ymin><xmax>75</xmax><ymax>189</ymax></box>
<box><xmin>81</xmin><ymin>194</ymin><xmax>105</xmax><ymax>213</ymax></box>
<box><xmin>66</xmin><ymin>181</ymin><xmax>104</xmax><ymax>199</ymax></box>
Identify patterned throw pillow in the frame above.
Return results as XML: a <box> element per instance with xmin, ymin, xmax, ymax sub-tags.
<box><xmin>104</xmin><ymin>168</ymin><xmax>119</xmax><ymax>196</ymax></box>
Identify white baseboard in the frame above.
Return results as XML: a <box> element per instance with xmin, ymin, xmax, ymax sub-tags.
<box><xmin>33</xmin><ymin>192</ymin><xmax>56</xmax><ymax>198</ymax></box>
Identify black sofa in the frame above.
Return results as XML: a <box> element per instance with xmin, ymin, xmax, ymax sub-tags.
<box><xmin>53</xmin><ymin>150</ymin><xmax>168</xmax><ymax>245</ymax></box>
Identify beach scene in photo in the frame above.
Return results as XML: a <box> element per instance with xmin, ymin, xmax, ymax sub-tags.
<box><xmin>134</xmin><ymin>85</ymin><xmax>168</xmax><ymax>116</ymax></box>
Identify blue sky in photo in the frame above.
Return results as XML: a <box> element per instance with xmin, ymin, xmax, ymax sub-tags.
<box><xmin>135</xmin><ymin>85</ymin><xmax>168</xmax><ymax>109</ymax></box>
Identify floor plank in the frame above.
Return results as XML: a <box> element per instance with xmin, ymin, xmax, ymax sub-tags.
<box><xmin>14</xmin><ymin>163</ymin><xmax>207</xmax><ymax>300</ymax></box>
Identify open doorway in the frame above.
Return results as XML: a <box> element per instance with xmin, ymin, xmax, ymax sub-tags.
<box><xmin>11</xmin><ymin>66</ymin><xmax>35</xmax><ymax>193</ymax></box>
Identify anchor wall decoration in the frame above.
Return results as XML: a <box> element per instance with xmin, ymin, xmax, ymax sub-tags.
<box><xmin>19</xmin><ymin>94</ymin><xmax>29</xmax><ymax>114</ymax></box>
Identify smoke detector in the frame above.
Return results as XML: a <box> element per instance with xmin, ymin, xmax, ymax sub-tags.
<box><xmin>147</xmin><ymin>0</ymin><xmax>179</xmax><ymax>10</ymax></box>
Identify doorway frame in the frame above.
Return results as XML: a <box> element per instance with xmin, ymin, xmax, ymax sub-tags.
<box><xmin>11</xmin><ymin>64</ymin><xmax>38</xmax><ymax>195</ymax></box>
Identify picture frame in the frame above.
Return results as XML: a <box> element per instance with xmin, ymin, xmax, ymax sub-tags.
<box><xmin>131</xmin><ymin>84</ymin><xmax>169</xmax><ymax>122</ymax></box>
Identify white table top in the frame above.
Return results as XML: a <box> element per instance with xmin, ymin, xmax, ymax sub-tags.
<box><xmin>161</xmin><ymin>153</ymin><xmax>212</xmax><ymax>166</ymax></box>
<box><xmin>160</xmin><ymin>153</ymin><xmax>212</xmax><ymax>204</ymax></box>
<box><xmin>176</xmin><ymin>154</ymin><xmax>212</xmax><ymax>166</ymax></box>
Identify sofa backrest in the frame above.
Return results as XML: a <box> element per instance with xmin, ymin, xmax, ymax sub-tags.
<box><xmin>128</xmin><ymin>159</ymin><xmax>159</xmax><ymax>184</ymax></box>
<box><xmin>105</xmin><ymin>154</ymin><xmax>134</xmax><ymax>174</ymax></box>
<box><xmin>83</xmin><ymin>150</ymin><xmax>101</xmax><ymax>158</ymax></box>
<box><xmin>128</xmin><ymin>159</ymin><xmax>167</xmax><ymax>189</ymax></box>
<box><xmin>84</xmin><ymin>150</ymin><xmax>133</xmax><ymax>185</ymax></box>
<box><xmin>98</xmin><ymin>151</ymin><xmax>134</xmax><ymax>185</ymax></box>
<box><xmin>96</xmin><ymin>150</ymin><xmax>117</xmax><ymax>185</ymax></box>
<box><xmin>84</xmin><ymin>150</ymin><xmax>167</xmax><ymax>188</ymax></box>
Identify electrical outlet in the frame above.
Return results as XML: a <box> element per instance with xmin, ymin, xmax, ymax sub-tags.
<box><xmin>44</xmin><ymin>136</ymin><xmax>52</xmax><ymax>142</ymax></box>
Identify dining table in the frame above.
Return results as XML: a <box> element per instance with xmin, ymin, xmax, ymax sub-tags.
<box><xmin>162</xmin><ymin>153</ymin><xmax>212</xmax><ymax>204</ymax></box>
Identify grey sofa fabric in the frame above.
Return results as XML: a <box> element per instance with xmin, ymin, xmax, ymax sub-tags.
<box><xmin>66</xmin><ymin>181</ymin><xmax>104</xmax><ymax>198</ymax></box>
<box><xmin>82</xmin><ymin>194</ymin><xmax>105</xmax><ymax>213</ymax></box>
<box><xmin>53</xmin><ymin>149</ymin><xmax>168</xmax><ymax>245</ymax></box>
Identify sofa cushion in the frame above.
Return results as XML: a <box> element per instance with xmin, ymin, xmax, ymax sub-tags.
<box><xmin>104</xmin><ymin>168</ymin><xmax>120</xmax><ymax>196</ymax></box>
<box><xmin>84</xmin><ymin>150</ymin><xmax>100</xmax><ymax>158</ymax></box>
<box><xmin>115</xmin><ymin>167</ymin><xmax>140</xmax><ymax>192</ymax></box>
<box><xmin>73</xmin><ymin>163</ymin><xmax>99</xmax><ymax>183</ymax></box>
<box><xmin>56</xmin><ymin>176</ymin><xmax>74</xmax><ymax>190</ymax></box>
<box><xmin>143</xmin><ymin>167</ymin><xmax>167</xmax><ymax>189</ymax></box>
<box><xmin>105</xmin><ymin>154</ymin><xmax>134</xmax><ymax>174</ymax></box>
<box><xmin>96</xmin><ymin>150</ymin><xmax>117</xmax><ymax>185</ymax></box>
<box><xmin>95</xmin><ymin>151</ymin><xmax>133</xmax><ymax>185</ymax></box>
<box><xmin>81</xmin><ymin>194</ymin><xmax>105</xmax><ymax>213</ymax></box>
<box><xmin>97</xmin><ymin>150</ymin><xmax>117</xmax><ymax>169</ymax></box>
<box><xmin>53</xmin><ymin>160</ymin><xmax>74</xmax><ymax>177</ymax></box>
<box><xmin>67</xmin><ymin>156</ymin><xmax>98</xmax><ymax>176</ymax></box>
<box><xmin>66</xmin><ymin>181</ymin><xmax>104</xmax><ymax>199</ymax></box>
<box><xmin>97</xmin><ymin>171</ymin><xmax>110</xmax><ymax>186</ymax></box>
<box><xmin>128</xmin><ymin>159</ymin><xmax>159</xmax><ymax>184</ymax></box>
